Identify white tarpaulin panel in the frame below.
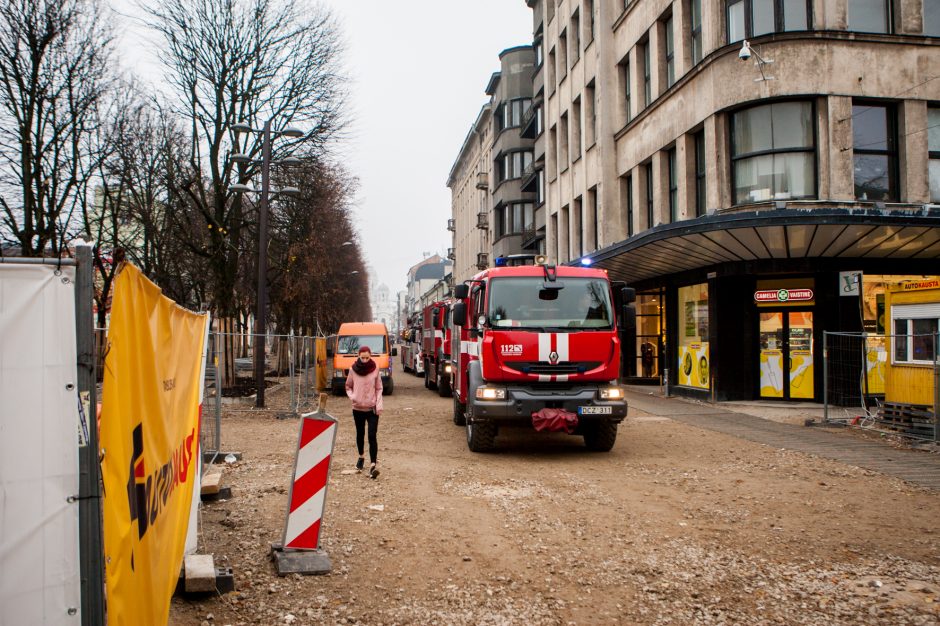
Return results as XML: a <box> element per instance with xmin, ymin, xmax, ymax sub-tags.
<box><xmin>0</xmin><ymin>263</ymin><xmax>81</xmax><ymax>624</ymax></box>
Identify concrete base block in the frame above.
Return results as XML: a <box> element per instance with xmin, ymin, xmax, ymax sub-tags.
<box><xmin>201</xmin><ymin>486</ymin><xmax>232</xmax><ymax>502</ymax></box>
<box><xmin>184</xmin><ymin>554</ymin><xmax>217</xmax><ymax>593</ymax></box>
<box><xmin>201</xmin><ymin>468</ymin><xmax>224</xmax><ymax>495</ymax></box>
<box><xmin>270</xmin><ymin>543</ymin><xmax>331</xmax><ymax>576</ymax></box>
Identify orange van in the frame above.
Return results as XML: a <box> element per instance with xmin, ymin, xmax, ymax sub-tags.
<box><xmin>329</xmin><ymin>322</ymin><xmax>396</xmax><ymax>396</ymax></box>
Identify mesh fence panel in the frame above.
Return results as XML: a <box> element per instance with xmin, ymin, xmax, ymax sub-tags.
<box><xmin>824</xmin><ymin>331</ymin><xmax>938</xmax><ymax>440</ymax></box>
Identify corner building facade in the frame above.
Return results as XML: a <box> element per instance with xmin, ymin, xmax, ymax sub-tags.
<box><xmin>523</xmin><ymin>0</ymin><xmax>940</xmax><ymax>402</ymax></box>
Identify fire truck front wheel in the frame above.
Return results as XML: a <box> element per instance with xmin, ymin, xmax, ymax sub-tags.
<box><xmin>465</xmin><ymin>396</ymin><xmax>496</xmax><ymax>452</ymax></box>
<box><xmin>453</xmin><ymin>395</ymin><xmax>466</xmax><ymax>426</ymax></box>
<box><xmin>582</xmin><ymin>420</ymin><xmax>618</xmax><ymax>452</ymax></box>
<box><xmin>437</xmin><ymin>373</ymin><xmax>451</xmax><ymax>397</ymax></box>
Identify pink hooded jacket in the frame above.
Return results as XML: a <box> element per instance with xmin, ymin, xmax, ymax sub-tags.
<box><xmin>345</xmin><ymin>366</ymin><xmax>384</xmax><ymax>413</ymax></box>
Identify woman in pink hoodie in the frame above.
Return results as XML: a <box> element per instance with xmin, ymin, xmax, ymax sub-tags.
<box><xmin>345</xmin><ymin>345</ymin><xmax>383</xmax><ymax>479</ymax></box>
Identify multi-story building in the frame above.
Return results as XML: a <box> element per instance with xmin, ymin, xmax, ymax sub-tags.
<box><xmin>404</xmin><ymin>255</ymin><xmax>452</xmax><ymax>318</ymax></box>
<box><xmin>452</xmin><ymin>0</ymin><xmax>940</xmax><ymax>403</ymax></box>
<box><xmin>448</xmin><ymin>46</ymin><xmax>540</xmax><ymax>284</ymax></box>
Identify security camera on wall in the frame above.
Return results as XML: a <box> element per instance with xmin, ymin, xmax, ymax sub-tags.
<box><xmin>739</xmin><ymin>40</ymin><xmax>752</xmax><ymax>61</ymax></box>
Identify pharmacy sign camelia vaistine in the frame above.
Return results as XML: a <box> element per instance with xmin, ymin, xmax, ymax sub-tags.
<box><xmin>754</xmin><ymin>288</ymin><xmax>814</xmax><ymax>303</ymax></box>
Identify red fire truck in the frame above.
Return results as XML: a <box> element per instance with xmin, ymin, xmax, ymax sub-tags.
<box><xmin>421</xmin><ymin>300</ymin><xmax>454</xmax><ymax>396</ymax></box>
<box><xmin>400</xmin><ymin>314</ymin><xmax>423</xmax><ymax>376</ymax></box>
<box><xmin>450</xmin><ymin>255</ymin><xmax>634</xmax><ymax>452</ymax></box>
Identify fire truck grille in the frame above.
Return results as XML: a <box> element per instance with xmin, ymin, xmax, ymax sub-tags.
<box><xmin>505</xmin><ymin>362</ymin><xmax>602</xmax><ymax>376</ymax></box>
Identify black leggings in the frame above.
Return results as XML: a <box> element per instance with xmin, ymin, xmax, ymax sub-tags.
<box><xmin>353</xmin><ymin>409</ymin><xmax>379</xmax><ymax>464</ymax></box>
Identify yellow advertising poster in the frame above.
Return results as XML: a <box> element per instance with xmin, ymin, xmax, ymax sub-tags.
<box><xmin>100</xmin><ymin>264</ymin><xmax>208</xmax><ymax>626</ymax></box>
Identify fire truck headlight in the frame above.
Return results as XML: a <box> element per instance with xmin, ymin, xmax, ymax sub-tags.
<box><xmin>599</xmin><ymin>386</ymin><xmax>624</xmax><ymax>400</ymax></box>
<box><xmin>475</xmin><ymin>387</ymin><xmax>506</xmax><ymax>400</ymax></box>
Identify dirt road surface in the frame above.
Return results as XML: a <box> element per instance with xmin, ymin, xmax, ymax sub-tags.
<box><xmin>170</xmin><ymin>364</ymin><xmax>940</xmax><ymax>626</ymax></box>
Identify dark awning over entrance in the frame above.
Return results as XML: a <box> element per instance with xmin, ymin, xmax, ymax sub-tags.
<box><xmin>587</xmin><ymin>208</ymin><xmax>940</xmax><ymax>284</ymax></box>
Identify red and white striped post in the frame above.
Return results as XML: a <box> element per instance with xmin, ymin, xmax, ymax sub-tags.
<box><xmin>271</xmin><ymin>394</ymin><xmax>337</xmax><ymax>575</ymax></box>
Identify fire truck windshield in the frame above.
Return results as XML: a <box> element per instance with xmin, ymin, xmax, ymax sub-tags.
<box><xmin>487</xmin><ymin>277</ymin><xmax>613</xmax><ymax>330</ymax></box>
<box><xmin>337</xmin><ymin>335</ymin><xmax>387</xmax><ymax>354</ymax></box>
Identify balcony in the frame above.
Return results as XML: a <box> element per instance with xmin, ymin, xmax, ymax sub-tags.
<box><xmin>447</xmin><ymin>218</ymin><xmax>455</xmax><ymax>232</ymax></box>
<box><xmin>521</xmin><ymin>225</ymin><xmax>545</xmax><ymax>250</ymax></box>
<box><xmin>447</xmin><ymin>247</ymin><xmax>455</xmax><ymax>260</ymax></box>
<box><xmin>520</xmin><ymin>158</ymin><xmax>543</xmax><ymax>193</ymax></box>
<box><xmin>475</xmin><ymin>172</ymin><xmax>489</xmax><ymax>190</ymax></box>
<box><xmin>476</xmin><ymin>253</ymin><xmax>489</xmax><ymax>270</ymax></box>
<box><xmin>476</xmin><ymin>212</ymin><xmax>488</xmax><ymax>229</ymax></box>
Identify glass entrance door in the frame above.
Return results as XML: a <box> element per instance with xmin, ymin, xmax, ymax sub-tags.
<box><xmin>759</xmin><ymin>311</ymin><xmax>814</xmax><ymax>399</ymax></box>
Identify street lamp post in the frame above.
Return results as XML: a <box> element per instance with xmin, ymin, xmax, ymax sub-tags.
<box><xmin>230</xmin><ymin>120</ymin><xmax>303</xmax><ymax>408</ymax></box>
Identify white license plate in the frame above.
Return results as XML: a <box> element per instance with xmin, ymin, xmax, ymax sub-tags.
<box><xmin>578</xmin><ymin>406</ymin><xmax>612</xmax><ymax>415</ymax></box>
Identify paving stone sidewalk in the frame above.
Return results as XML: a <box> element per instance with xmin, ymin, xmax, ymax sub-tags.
<box><xmin>625</xmin><ymin>389</ymin><xmax>940</xmax><ymax>491</ymax></box>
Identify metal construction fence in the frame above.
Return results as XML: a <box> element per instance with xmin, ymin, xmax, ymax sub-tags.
<box><xmin>824</xmin><ymin>331</ymin><xmax>939</xmax><ymax>441</ymax></box>
<box><xmin>95</xmin><ymin>329</ymin><xmax>329</xmax><ymax>468</ymax></box>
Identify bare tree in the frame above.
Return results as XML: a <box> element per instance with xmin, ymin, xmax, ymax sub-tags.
<box><xmin>0</xmin><ymin>0</ymin><xmax>114</xmax><ymax>256</ymax></box>
<box><xmin>267</xmin><ymin>159</ymin><xmax>369</xmax><ymax>336</ymax></box>
<box><xmin>142</xmin><ymin>0</ymin><xmax>347</xmax><ymax>317</ymax></box>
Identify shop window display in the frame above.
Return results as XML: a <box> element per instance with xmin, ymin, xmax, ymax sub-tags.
<box><xmin>678</xmin><ymin>283</ymin><xmax>709</xmax><ymax>389</ymax></box>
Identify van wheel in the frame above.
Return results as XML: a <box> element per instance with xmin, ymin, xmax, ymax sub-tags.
<box><xmin>383</xmin><ymin>380</ymin><xmax>394</xmax><ymax>396</ymax></box>
<box><xmin>331</xmin><ymin>384</ymin><xmax>344</xmax><ymax>397</ymax></box>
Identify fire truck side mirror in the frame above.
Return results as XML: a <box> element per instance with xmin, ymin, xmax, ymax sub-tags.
<box><xmin>621</xmin><ymin>287</ymin><xmax>636</xmax><ymax>304</ymax></box>
<box><xmin>452</xmin><ymin>302</ymin><xmax>467</xmax><ymax>326</ymax></box>
<box><xmin>432</xmin><ymin>307</ymin><xmax>440</xmax><ymax>328</ymax></box>
<box><xmin>454</xmin><ymin>284</ymin><xmax>470</xmax><ymax>299</ymax></box>
<box><xmin>621</xmin><ymin>305</ymin><xmax>637</xmax><ymax>330</ymax></box>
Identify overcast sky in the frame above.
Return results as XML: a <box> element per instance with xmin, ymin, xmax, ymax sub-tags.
<box><xmin>112</xmin><ymin>0</ymin><xmax>533</xmax><ymax>295</ymax></box>
<box><xmin>320</xmin><ymin>1</ymin><xmax>533</xmax><ymax>294</ymax></box>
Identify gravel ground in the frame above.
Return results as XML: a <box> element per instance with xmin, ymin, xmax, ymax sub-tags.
<box><xmin>169</xmin><ymin>364</ymin><xmax>940</xmax><ymax>626</ymax></box>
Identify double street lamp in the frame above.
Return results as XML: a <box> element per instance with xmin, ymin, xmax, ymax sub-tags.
<box><xmin>229</xmin><ymin>119</ymin><xmax>303</xmax><ymax>408</ymax></box>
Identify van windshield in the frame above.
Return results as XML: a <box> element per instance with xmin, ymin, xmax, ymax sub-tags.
<box><xmin>487</xmin><ymin>277</ymin><xmax>613</xmax><ymax>330</ymax></box>
<box><xmin>338</xmin><ymin>335</ymin><xmax>387</xmax><ymax>355</ymax></box>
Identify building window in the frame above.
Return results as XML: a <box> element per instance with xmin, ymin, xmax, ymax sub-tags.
<box><xmin>572</xmin><ymin>97</ymin><xmax>582</xmax><ymax>160</ymax></box>
<box><xmin>495</xmin><ymin>202</ymin><xmax>535</xmax><ymax>239</ymax></box>
<box><xmin>642</xmin><ymin>38</ymin><xmax>652</xmax><ymax>107</ymax></box>
<box><xmin>537</xmin><ymin>169</ymin><xmax>545</xmax><ymax>205</ymax></box>
<box><xmin>573</xmin><ymin>196</ymin><xmax>583</xmax><ymax>257</ymax></box>
<box><xmin>927</xmin><ymin>0</ymin><xmax>940</xmax><ymax>35</ymax></box>
<box><xmin>694</xmin><ymin>130</ymin><xmax>707</xmax><ymax>216</ymax></box>
<box><xmin>852</xmin><ymin>102</ymin><xmax>897</xmax><ymax>201</ymax></box>
<box><xmin>664</xmin><ymin>15</ymin><xmax>675</xmax><ymax>88</ymax></box>
<box><xmin>727</xmin><ymin>0</ymin><xmax>810</xmax><ymax>42</ymax></box>
<box><xmin>586</xmin><ymin>83</ymin><xmax>596</xmax><ymax>146</ymax></box>
<box><xmin>585</xmin><ymin>0</ymin><xmax>596</xmax><ymax>43</ymax></box>
<box><xmin>589</xmin><ymin>187</ymin><xmax>598</xmax><ymax>250</ymax></box>
<box><xmin>496</xmin><ymin>150</ymin><xmax>534</xmax><ymax>183</ymax></box>
<box><xmin>731</xmin><ymin>100</ymin><xmax>816</xmax><ymax>204</ymax></box>
<box><xmin>893</xmin><ymin>316</ymin><xmax>938</xmax><ymax>364</ymax></box>
<box><xmin>621</xmin><ymin>60</ymin><xmax>632</xmax><ymax>123</ymax></box>
<box><xmin>621</xmin><ymin>174</ymin><xmax>634</xmax><ymax>237</ymax></box>
<box><xmin>667</xmin><ymin>148</ymin><xmax>678</xmax><ymax>222</ymax></box>
<box><xmin>560</xmin><ymin>112</ymin><xmax>569</xmax><ymax>171</ymax></box>
<box><xmin>549</xmin><ymin>125</ymin><xmax>557</xmax><ymax>178</ymax></box>
<box><xmin>559</xmin><ymin>30</ymin><xmax>568</xmax><ymax>81</ymax></box>
<box><xmin>930</xmin><ymin>107</ymin><xmax>940</xmax><ymax>203</ymax></box>
<box><xmin>496</xmin><ymin>98</ymin><xmax>532</xmax><ymax>132</ymax></box>
<box><xmin>548</xmin><ymin>48</ymin><xmax>556</xmax><ymax>92</ymax></box>
<box><xmin>690</xmin><ymin>0</ymin><xmax>703</xmax><ymax>65</ymax></box>
<box><xmin>534</xmin><ymin>36</ymin><xmax>543</xmax><ymax>67</ymax></box>
<box><xmin>645</xmin><ymin>162</ymin><xmax>654</xmax><ymax>228</ymax></box>
<box><xmin>571</xmin><ymin>10</ymin><xmax>581</xmax><ymax>65</ymax></box>
<box><xmin>848</xmin><ymin>0</ymin><xmax>892</xmax><ymax>33</ymax></box>
<box><xmin>547</xmin><ymin>0</ymin><xmax>555</xmax><ymax>23</ymax></box>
